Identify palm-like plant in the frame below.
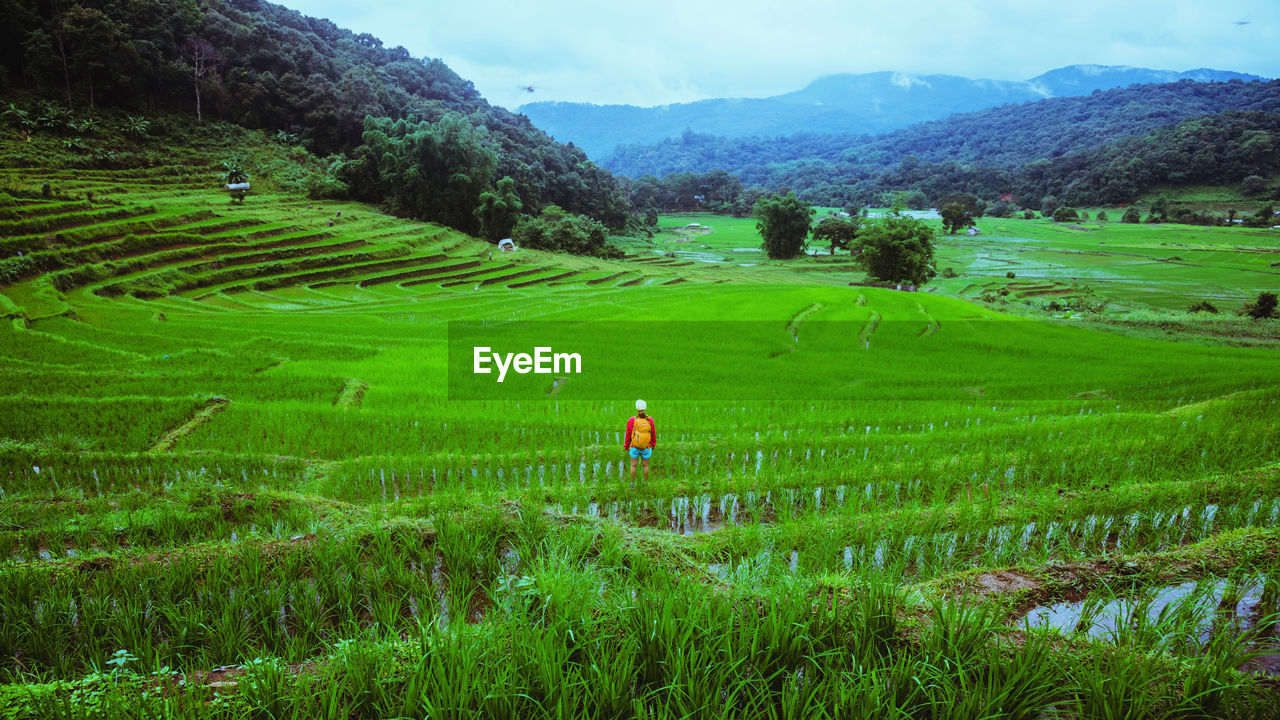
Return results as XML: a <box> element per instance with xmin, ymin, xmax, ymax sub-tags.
<box><xmin>220</xmin><ymin>159</ymin><xmax>249</xmax><ymax>185</ymax></box>
<box><xmin>2</xmin><ymin>103</ymin><xmax>34</xmax><ymax>133</ymax></box>
<box><xmin>123</xmin><ymin>115</ymin><xmax>151</xmax><ymax>138</ymax></box>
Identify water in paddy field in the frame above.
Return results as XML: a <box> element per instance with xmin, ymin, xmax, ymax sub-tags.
<box><xmin>1022</xmin><ymin>576</ymin><xmax>1280</xmax><ymax>676</ymax></box>
<box><xmin>865</xmin><ymin>209</ymin><xmax>941</xmax><ymax>220</ymax></box>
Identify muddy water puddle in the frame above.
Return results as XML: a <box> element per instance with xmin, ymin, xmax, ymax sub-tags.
<box><xmin>1021</xmin><ymin>576</ymin><xmax>1280</xmax><ymax>675</ymax></box>
<box><xmin>553</xmin><ymin>495</ymin><xmax>1280</xmax><ymax>565</ymax></box>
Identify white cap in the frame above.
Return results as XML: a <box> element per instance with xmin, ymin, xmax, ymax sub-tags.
<box><xmin>636</xmin><ymin>399</ymin><xmax>646</xmax><ymax>411</ymax></box>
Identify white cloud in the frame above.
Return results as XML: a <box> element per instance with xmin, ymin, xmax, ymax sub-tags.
<box><xmin>1025</xmin><ymin>81</ymin><xmax>1053</xmax><ymax>99</ymax></box>
<box><xmin>890</xmin><ymin>73</ymin><xmax>932</xmax><ymax>90</ymax></box>
<box><xmin>286</xmin><ymin>0</ymin><xmax>1278</xmax><ymax>109</ymax></box>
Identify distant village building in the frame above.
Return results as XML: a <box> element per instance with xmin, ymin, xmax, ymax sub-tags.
<box><xmin>966</xmin><ymin>227</ymin><xmax>981</xmax><ymax>236</ymax></box>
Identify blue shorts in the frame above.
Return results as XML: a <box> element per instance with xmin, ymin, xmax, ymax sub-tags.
<box><xmin>629</xmin><ymin>446</ymin><xmax>652</xmax><ymax>459</ymax></box>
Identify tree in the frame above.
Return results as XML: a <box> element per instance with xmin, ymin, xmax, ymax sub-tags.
<box><xmin>940</xmin><ymin>203</ymin><xmax>975</xmax><ymax>234</ymax></box>
<box><xmin>1121</xmin><ymin>206</ymin><xmax>1141</xmax><ymax>223</ymax></box>
<box><xmin>180</xmin><ymin>36</ymin><xmax>220</xmax><ymax>123</ymax></box>
<box><xmin>1041</xmin><ymin>195</ymin><xmax>1059</xmax><ymax>217</ymax></box>
<box><xmin>353</xmin><ymin>114</ymin><xmax>498</xmax><ymax>234</ymax></box>
<box><xmin>62</xmin><ymin>5</ymin><xmax>134</xmax><ymax>111</ymax></box>
<box><xmin>473</xmin><ymin>176</ymin><xmax>522</xmax><ymax>241</ymax></box>
<box><xmin>644</xmin><ymin>207</ymin><xmax>659</xmax><ymax>228</ymax></box>
<box><xmin>852</xmin><ymin>212</ymin><xmax>937</xmax><ymax>286</ymax></box>
<box><xmin>1096</xmin><ymin>210</ymin><xmax>1109</xmax><ymax>222</ymax></box>
<box><xmin>1242</xmin><ymin>291</ymin><xmax>1278</xmax><ymax>319</ymax></box>
<box><xmin>512</xmin><ymin>205</ymin><xmax>619</xmax><ymax>257</ymax></box>
<box><xmin>1242</xmin><ymin>175</ymin><xmax>1267</xmax><ymax>196</ymax></box>
<box><xmin>811</xmin><ymin>216</ymin><xmax>860</xmax><ymax>255</ymax></box>
<box><xmin>753</xmin><ymin>192</ymin><xmax>814</xmax><ymax>259</ymax></box>
<box><xmin>1052</xmin><ymin>207</ymin><xmax>1079</xmax><ymax>223</ymax></box>
<box><xmin>936</xmin><ymin>192</ymin><xmax>985</xmax><ymax>217</ymax></box>
<box><xmin>1150</xmin><ymin>195</ymin><xmax>1169</xmax><ymax>220</ymax></box>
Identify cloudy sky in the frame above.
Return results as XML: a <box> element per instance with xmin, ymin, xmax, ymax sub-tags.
<box><xmin>284</xmin><ymin>0</ymin><xmax>1277</xmax><ymax>111</ymax></box>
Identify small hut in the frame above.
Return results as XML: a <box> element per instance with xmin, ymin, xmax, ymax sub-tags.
<box><xmin>498</xmin><ymin>238</ymin><xmax>517</xmax><ymax>252</ymax></box>
<box><xmin>226</xmin><ymin>182</ymin><xmax>250</xmax><ymax>204</ymax></box>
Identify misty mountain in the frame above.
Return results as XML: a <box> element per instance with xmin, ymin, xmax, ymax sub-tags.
<box><xmin>602</xmin><ymin>79</ymin><xmax>1280</xmax><ymax>209</ymax></box>
<box><xmin>519</xmin><ymin>65</ymin><xmax>1263</xmax><ymax>159</ymax></box>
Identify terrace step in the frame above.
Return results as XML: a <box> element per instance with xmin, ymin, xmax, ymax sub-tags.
<box><xmin>402</xmin><ymin>262</ymin><xmax>517</xmax><ymax>288</ymax></box>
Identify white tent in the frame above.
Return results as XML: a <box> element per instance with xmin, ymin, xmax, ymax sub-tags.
<box><xmin>498</xmin><ymin>238</ymin><xmax>517</xmax><ymax>251</ymax></box>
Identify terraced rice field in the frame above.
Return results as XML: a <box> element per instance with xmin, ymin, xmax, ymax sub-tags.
<box><xmin>2</xmin><ymin>167</ymin><xmax>1280</xmax><ymax>718</ymax></box>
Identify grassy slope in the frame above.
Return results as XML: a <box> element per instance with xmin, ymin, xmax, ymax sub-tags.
<box><xmin>1</xmin><ymin>134</ymin><xmax>1279</xmax><ymax>715</ymax></box>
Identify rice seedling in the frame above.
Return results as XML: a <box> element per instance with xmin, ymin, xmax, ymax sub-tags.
<box><xmin>1</xmin><ymin>167</ymin><xmax>1278</xmax><ymax>716</ymax></box>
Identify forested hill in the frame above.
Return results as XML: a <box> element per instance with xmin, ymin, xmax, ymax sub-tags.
<box><xmin>0</xmin><ymin>0</ymin><xmax>631</xmax><ymax>234</ymax></box>
<box><xmin>521</xmin><ymin>66</ymin><xmax>1261</xmax><ymax>159</ymax></box>
<box><xmin>601</xmin><ymin>79</ymin><xmax>1280</xmax><ymax>200</ymax></box>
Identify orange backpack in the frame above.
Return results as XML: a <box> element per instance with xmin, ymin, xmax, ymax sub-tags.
<box><xmin>632</xmin><ymin>416</ymin><xmax>653</xmax><ymax>449</ymax></box>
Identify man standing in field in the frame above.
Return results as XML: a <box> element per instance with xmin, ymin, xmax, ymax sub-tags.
<box><xmin>625</xmin><ymin>399</ymin><xmax>656</xmax><ymax>484</ymax></box>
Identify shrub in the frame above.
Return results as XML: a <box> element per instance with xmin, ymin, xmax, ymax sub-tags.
<box><xmin>220</xmin><ymin>159</ymin><xmax>249</xmax><ymax>185</ymax></box>
<box><xmin>1052</xmin><ymin>207</ymin><xmax>1079</xmax><ymax>223</ymax></box>
<box><xmin>940</xmin><ymin>267</ymin><xmax>958</xmax><ymax>279</ymax></box>
<box><xmin>1242</xmin><ymin>175</ymin><xmax>1267</xmax><ymax>196</ymax></box>
<box><xmin>1242</xmin><ymin>292</ymin><xmax>1278</xmax><ymax>319</ymax></box>
<box><xmin>1188</xmin><ymin>300</ymin><xmax>1219</xmax><ymax>314</ymax></box>
<box><xmin>123</xmin><ymin>115</ymin><xmax>151</xmax><ymax>139</ymax></box>
<box><xmin>1121</xmin><ymin>207</ymin><xmax>1141</xmax><ymax>223</ymax></box>
<box><xmin>1022</xmin><ymin>210</ymin><xmax>1035</xmax><ymax>220</ymax></box>
<box><xmin>1006</xmin><ymin>271</ymin><xmax>1016</xmax><ymax>279</ymax></box>
<box><xmin>513</xmin><ymin>205</ymin><xmax>620</xmax><ymax>258</ymax></box>
<box><xmin>1096</xmin><ymin>210</ymin><xmax>1109</xmax><ymax>222</ymax></box>
<box><xmin>1242</xmin><ymin>203</ymin><xmax>1276</xmax><ymax>228</ymax></box>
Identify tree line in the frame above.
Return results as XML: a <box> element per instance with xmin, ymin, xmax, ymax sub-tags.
<box><xmin>752</xmin><ymin>192</ymin><xmax>937</xmax><ymax>286</ymax></box>
<box><xmin>0</xmin><ymin>0</ymin><xmax>633</xmax><ymax>254</ymax></box>
<box><xmin>601</xmin><ymin>81</ymin><xmax>1280</xmax><ymax>209</ymax></box>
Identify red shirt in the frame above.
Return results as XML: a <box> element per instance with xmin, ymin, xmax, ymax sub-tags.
<box><xmin>624</xmin><ymin>415</ymin><xmax>656</xmax><ymax>449</ymax></box>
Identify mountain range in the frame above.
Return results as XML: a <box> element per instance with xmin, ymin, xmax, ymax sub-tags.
<box><xmin>519</xmin><ymin>66</ymin><xmax>1265</xmax><ymax>159</ymax></box>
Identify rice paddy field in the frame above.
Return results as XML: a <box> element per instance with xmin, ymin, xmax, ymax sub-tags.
<box><xmin>651</xmin><ymin>211</ymin><xmax>1280</xmax><ymax>314</ymax></box>
<box><xmin>1</xmin><ymin>162</ymin><xmax>1280</xmax><ymax>719</ymax></box>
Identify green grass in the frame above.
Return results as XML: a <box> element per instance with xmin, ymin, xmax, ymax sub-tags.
<box><xmin>0</xmin><ymin>146</ymin><xmax>1279</xmax><ymax>717</ymax></box>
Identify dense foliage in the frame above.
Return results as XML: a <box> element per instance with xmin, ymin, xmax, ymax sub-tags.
<box><xmin>1244</xmin><ymin>292</ymin><xmax>1278</xmax><ymax>320</ymax></box>
<box><xmin>620</xmin><ymin>169</ymin><xmax>758</xmax><ymax>216</ymax></box>
<box><xmin>852</xmin><ymin>213</ymin><xmax>938</xmax><ymax>286</ymax></box>
<box><xmin>811</xmin><ymin>216</ymin><xmax>860</xmax><ymax>254</ymax></box>
<box><xmin>338</xmin><ymin>115</ymin><xmax>497</xmax><ymax>235</ymax></box>
<box><xmin>511</xmin><ymin>205</ymin><xmax>621</xmax><ymax>258</ymax></box>
<box><xmin>940</xmin><ymin>204</ymin><xmax>975</xmax><ymax>234</ymax></box>
<box><xmin>602</xmin><ymin>81</ymin><xmax>1280</xmax><ymax>208</ymax></box>
<box><xmin>0</xmin><ymin>0</ymin><xmax>633</xmax><ymax>238</ymax></box>
<box><xmin>752</xmin><ymin>192</ymin><xmax>814</xmax><ymax>259</ymax></box>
